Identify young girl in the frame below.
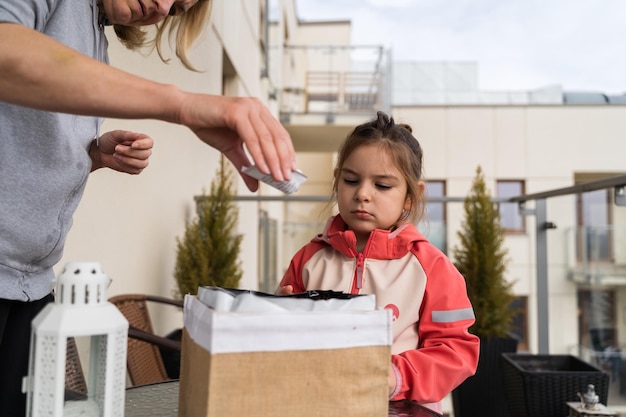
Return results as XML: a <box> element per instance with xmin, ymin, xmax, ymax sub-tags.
<box><xmin>278</xmin><ymin>111</ymin><xmax>479</xmax><ymax>412</ymax></box>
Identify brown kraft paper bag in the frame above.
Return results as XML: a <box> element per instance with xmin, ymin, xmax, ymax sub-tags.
<box><xmin>179</xmin><ymin>295</ymin><xmax>392</xmax><ymax>417</ymax></box>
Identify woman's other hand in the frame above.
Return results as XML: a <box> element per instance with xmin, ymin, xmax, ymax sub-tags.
<box><xmin>90</xmin><ymin>130</ymin><xmax>153</xmax><ymax>174</ymax></box>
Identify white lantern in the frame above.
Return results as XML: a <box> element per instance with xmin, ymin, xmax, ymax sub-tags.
<box><xmin>23</xmin><ymin>262</ymin><xmax>128</xmax><ymax>417</ymax></box>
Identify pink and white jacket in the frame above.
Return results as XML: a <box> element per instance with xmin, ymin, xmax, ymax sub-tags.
<box><xmin>280</xmin><ymin>215</ymin><xmax>479</xmax><ymax>410</ymax></box>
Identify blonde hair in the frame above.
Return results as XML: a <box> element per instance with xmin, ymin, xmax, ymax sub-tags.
<box><xmin>332</xmin><ymin>111</ymin><xmax>426</xmax><ymax>225</ymax></box>
<box><xmin>113</xmin><ymin>0</ymin><xmax>213</xmax><ymax>71</ymax></box>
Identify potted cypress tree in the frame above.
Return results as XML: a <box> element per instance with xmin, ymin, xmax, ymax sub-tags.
<box><xmin>451</xmin><ymin>165</ymin><xmax>518</xmax><ymax>417</ymax></box>
<box><xmin>173</xmin><ymin>156</ymin><xmax>243</xmax><ymax>298</ymax></box>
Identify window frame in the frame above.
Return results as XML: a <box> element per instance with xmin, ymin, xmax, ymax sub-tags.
<box><xmin>510</xmin><ymin>296</ymin><xmax>529</xmax><ymax>352</ymax></box>
<box><xmin>497</xmin><ymin>179</ymin><xmax>526</xmax><ymax>234</ymax></box>
<box><xmin>419</xmin><ymin>180</ymin><xmax>447</xmax><ymax>253</ymax></box>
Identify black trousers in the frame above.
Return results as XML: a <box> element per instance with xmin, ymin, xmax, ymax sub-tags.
<box><xmin>0</xmin><ymin>294</ymin><xmax>54</xmax><ymax>417</ymax></box>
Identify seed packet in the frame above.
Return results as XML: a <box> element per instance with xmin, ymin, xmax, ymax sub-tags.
<box><xmin>242</xmin><ymin>165</ymin><xmax>307</xmax><ymax>194</ymax></box>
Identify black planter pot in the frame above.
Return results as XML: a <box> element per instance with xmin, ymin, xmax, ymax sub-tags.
<box><xmin>452</xmin><ymin>336</ymin><xmax>518</xmax><ymax>417</ymax></box>
<box><xmin>501</xmin><ymin>353</ymin><xmax>610</xmax><ymax>417</ymax></box>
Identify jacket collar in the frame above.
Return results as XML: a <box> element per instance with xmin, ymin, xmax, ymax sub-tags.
<box><xmin>314</xmin><ymin>215</ymin><xmax>427</xmax><ymax>259</ymax></box>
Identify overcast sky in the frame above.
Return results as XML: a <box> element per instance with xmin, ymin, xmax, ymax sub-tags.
<box><xmin>294</xmin><ymin>0</ymin><xmax>626</xmax><ymax>95</ymax></box>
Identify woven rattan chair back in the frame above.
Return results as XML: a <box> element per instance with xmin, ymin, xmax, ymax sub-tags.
<box><xmin>109</xmin><ymin>294</ymin><xmax>171</xmax><ymax>386</ymax></box>
<box><xmin>65</xmin><ymin>337</ymin><xmax>87</xmax><ymax>395</ymax></box>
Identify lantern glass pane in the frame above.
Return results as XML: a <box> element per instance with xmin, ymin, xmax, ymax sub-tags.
<box><xmin>64</xmin><ymin>335</ymin><xmax>105</xmax><ymax>415</ymax></box>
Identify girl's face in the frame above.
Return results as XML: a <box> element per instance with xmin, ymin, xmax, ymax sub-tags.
<box><xmin>337</xmin><ymin>144</ymin><xmax>410</xmax><ymax>249</ymax></box>
<box><xmin>102</xmin><ymin>0</ymin><xmax>199</xmax><ymax>26</ymax></box>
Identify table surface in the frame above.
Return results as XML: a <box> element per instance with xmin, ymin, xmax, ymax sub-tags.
<box><xmin>124</xmin><ymin>380</ymin><xmax>443</xmax><ymax>417</ymax></box>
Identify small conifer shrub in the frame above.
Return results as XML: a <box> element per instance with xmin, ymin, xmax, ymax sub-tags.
<box><xmin>174</xmin><ymin>157</ymin><xmax>243</xmax><ymax>298</ymax></box>
<box><xmin>453</xmin><ymin>166</ymin><xmax>516</xmax><ymax>338</ymax></box>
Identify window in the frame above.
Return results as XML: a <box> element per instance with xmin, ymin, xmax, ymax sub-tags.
<box><xmin>259</xmin><ymin>0</ymin><xmax>269</xmax><ymax>78</ymax></box>
<box><xmin>418</xmin><ymin>181</ymin><xmax>446</xmax><ymax>253</ymax></box>
<box><xmin>510</xmin><ymin>296</ymin><xmax>529</xmax><ymax>352</ymax></box>
<box><xmin>577</xmin><ymin>189</ymin><xmax>611</xmax><ymax>261</ymax></box>
<box><xmin>497</xmin><ymin>180</ymin><xmax>525</xmax><ymax>233</ymax></box>
<box><xmin>577</xmin><ymin>290</ymin><xmax>616</xmax><ymax>351</ymax></box>
<box><xmin>258</xmin><ymin>210</ymin><xmax>278</xmax><ymax>293</ymax></box>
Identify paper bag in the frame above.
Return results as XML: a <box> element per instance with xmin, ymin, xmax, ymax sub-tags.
<box><xmin>179</xmin><ymin>294</ymin><xmax>392</xmax><ymax>417</ymax></box>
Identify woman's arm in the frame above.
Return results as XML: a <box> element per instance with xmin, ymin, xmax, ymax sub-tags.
<box><xmin>0</xmin><ymin>23</ymin><xmax>296</xmax><ymax>191</ymax></box>
<box><xmin>0</xmin><ymin>23</ymin><xmax>178</xmax><ymax>119</ymax></box>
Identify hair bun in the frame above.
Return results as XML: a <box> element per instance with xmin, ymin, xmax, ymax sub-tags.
<box><xmin>399</xmin><ymin>124</ymin><xmax>413</xmax><ymax>133</ymax></box>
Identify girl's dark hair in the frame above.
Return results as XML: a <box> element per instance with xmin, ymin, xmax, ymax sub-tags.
<box><xmin>332</xmin><ymin>111</ymin><xmax>425</xmax><ymax>224</ymax></box>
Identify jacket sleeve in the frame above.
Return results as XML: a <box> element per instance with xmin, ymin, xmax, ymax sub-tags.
<box><xmin>279</xmin><ymin>242</ymin><xmax>325</xmax><ymax>293</ymax></box>
<box><xmin>390</xmin><ymin>247</ymin><xmax>480</xmax><ymax>403</ymax></box>
<box><xmin>278</xmin><ymin>251</ymin><xmax>307</xmax><ymax>293</ymax></box>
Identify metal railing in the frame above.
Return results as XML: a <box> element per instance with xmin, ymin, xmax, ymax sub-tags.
<box><xmin>566</xmin><ymin>226</ymin><xmax>626</xmax><ymax>285</ymax></box>
<box><xmin>510</xmin><ymin>175</ymin><xmax>626</xmax><ymax>353</ymax></box>
<box><xmin>236</xmin><ymin>174</ymin><xmax>626</xmax><ymax>356</ymax></box>
<box><xmin>278</xmin><ymin>45</ymin><xmax>392</xmax><ymax>117</ymax></box>
<box><xmin>304</xmin><ymin>71</ymin><xmax>383</xmax><ymax>113</ymax></box>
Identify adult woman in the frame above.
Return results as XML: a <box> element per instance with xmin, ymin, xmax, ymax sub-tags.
<box><xmin>0</xmin><ymin>1</ymin><xmax>296</xmax><ymax>415</ymax></box>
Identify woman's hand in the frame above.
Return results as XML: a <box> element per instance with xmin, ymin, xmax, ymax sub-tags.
<box><xmin>180</xmin><ymin>95</ymin><xmax>297</xmax><ymax>192</ymax></box>
<box><xmin>90</xmin><ymin>130</ymin><xmax>153</xmax><ymax>174</ymax></box>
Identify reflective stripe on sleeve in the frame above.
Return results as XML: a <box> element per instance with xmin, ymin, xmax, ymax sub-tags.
<box><xmin>432</xmin><ymin>307</ymin><xmax>475</xmax><ymax>323</ymax></box>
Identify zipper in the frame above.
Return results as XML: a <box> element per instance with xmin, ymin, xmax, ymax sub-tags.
<box><xmin>351</xmin><ymin>253</ymin><xmax>365</xmax><ymax>294</ymax></box>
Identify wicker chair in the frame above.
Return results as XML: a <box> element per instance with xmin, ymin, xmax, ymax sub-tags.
<box><xmin>108</xmin><ymin>294</ymin><xmax>183</xmax><ymax>387</ymax></box>
<box><xmin>65</xmin><ymin>337</ymin><xmax>88</xmax><ymax>399</ymax></box>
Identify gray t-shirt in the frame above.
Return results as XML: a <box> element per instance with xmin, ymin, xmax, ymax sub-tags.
<box><xmin>0</xmin><ymin>0</ymin><xmax>108</xmax><ymax>301</ymax></box>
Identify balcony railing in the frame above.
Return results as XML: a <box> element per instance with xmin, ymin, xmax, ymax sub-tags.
<box><xmin>278</xmin><ymin>45</ymin><xmax>392</xmax><ymax>117</ymax></box>
<box><xmin>237</xmin><ymin>175</ymin><xmax>626</xmax><ymax>408</ymax></box>
<box><xmin>304</xmin><ymin>70</ymin><xmax>384</xmax><ymax>113</ymax></box>
<box><xmin>566</xmin><ymin>226</ymin><xmax>626</xmax><ymax>284</ymax></box>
